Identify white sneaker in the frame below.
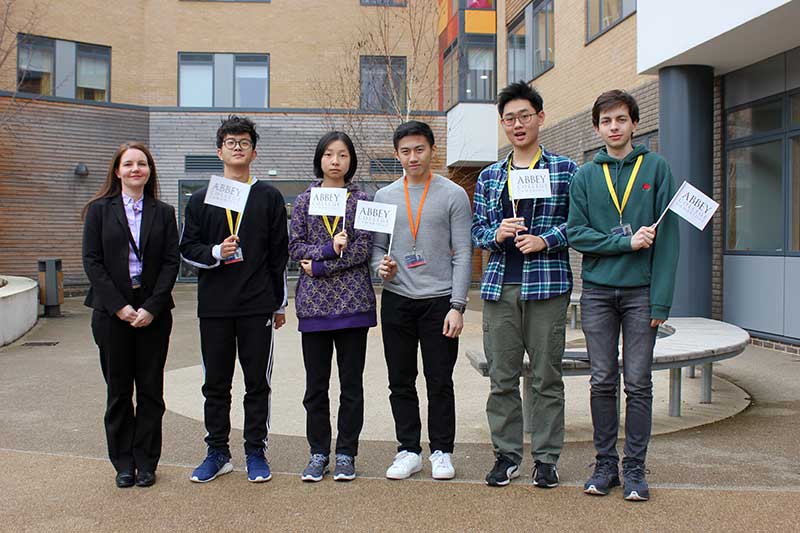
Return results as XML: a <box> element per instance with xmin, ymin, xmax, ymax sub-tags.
<box><xmin>385</xmin><ymin>451</ymin><xmax>423</xmax><ymax>479</ymax></box>
<box><xmin>430</xmin><ymin>450</ymin><xmax>455</xmax><ymax>480</ymax></box>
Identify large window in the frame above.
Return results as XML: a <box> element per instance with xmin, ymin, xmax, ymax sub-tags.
<box><xmin>586</xmin><ymin>0</ymin><xmax>635</xmax><ymax>42</ymax></box>
<box><xmin>76</xmin><ymin>44</ymin><xmax>110</xmax><ymax>102</ymax></box>
<box><xmin>360</xmin><ymin>56</ymin><xmax>407</xmax><ymax>113</ymax></box>
<box><xmin>179</xmin><ymin>54</ymin><xmax>214</xmax><ymax>107</ymax></box>
<box><xmin>465</xmin><ymin>46</ymin><xmax>494</xmax><ymax>101</ymax></box>
<box><xmin>179</xmin><ymin>52</ymin><xmax>269</xmax><ymax>108</ymax></box>
<box><xmin>17</xmin><ymin>35</ymin><xmax>54</xmax><ymax>96</ymax></box>
<box><xmin>506</xmin><ymin>0</ymin><xmax>554</xmax><ymax>84</ymax></box>
<box><xmin>235</xmin><ymin>55</ymin><xmax>269</xmax><ymax>108</ymax></box>
<box><xmin>724</xmin><ymin>91</ymin><xmax>800</xmax><ymax>255</ymax></box>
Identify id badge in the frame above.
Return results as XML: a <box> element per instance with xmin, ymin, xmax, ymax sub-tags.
<box><xmin>610</xmin><ymin>223</ymin><xmax>633</xmax><ymax>237</ymax></box>
<box><xmin>224</xmin><ymin>246</ymin><xmax>244</xmax><ymax>264</ymax></box>
<box><xmin>403</xmin><ymin>249</ymin><xmax>426</xmax><ymax>269</ymax></box>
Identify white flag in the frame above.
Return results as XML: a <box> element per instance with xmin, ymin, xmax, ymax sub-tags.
<box><xmin>661</xmin><ymin>180</ymin><xmax>719</xmax><ymax>230</ymax></box>
<box><xmin>308</xmin><ymin>187</ymin><xmax>348</xmax><ymax>217</ymax></box>
<box><xmin>354</xmin><ymin>200</ymin><xmax>397</xmax><ymax>235</ymax></box>
<box><xmin>204</xmin><ymin>175</ymin><xmax>251</xmax><ymax>213</ymax></box>
<box><xmin>508</xmin><ymin>169</ymin><xmax>552</xmax><ymax>199</ymax></box>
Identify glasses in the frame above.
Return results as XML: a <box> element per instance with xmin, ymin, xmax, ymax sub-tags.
<box><xmin>500</xmin><ymin>112</ymin><xmax>536</xmax><ymax>127</ymax></box>
<box><xmin>222</xmin><ymin>138</ymin><xmax>253</xmax><ymax>150</ymax></box>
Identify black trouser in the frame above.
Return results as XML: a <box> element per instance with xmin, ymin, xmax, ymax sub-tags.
<box><xmin>301</xmin><ymin>327</ymin><xmax>368</xmax><ymax>457</ymax></box>
<box><xmin>380</xmin><ymin>290</ymin><xmax>458</xmax><ymax>454</ymax></box>
<box><xmin>92</xmin><ymin>291</ymin><xmax>172</xmax><ymax>474</ymax></box>
<box><xmin>199</xmin><ymin>314</ymin><xmax>274</xmax><ymax>456</ymax></box>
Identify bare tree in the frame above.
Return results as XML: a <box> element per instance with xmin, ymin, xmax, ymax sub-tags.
<box><xmin>314</xmin><ymin>0</ymin><xmax>442</xmax><ymax>180</ymax></box>
<box><xmin>0</xmin><ymin>0</ymin><xmax>44</xmax><ymax>138</ymax></box>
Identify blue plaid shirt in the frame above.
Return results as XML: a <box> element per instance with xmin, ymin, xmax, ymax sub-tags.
<box><xmin>471</xmin><ymin>146</ymin><xmax>577</xmax><ymax>301</ymax></box>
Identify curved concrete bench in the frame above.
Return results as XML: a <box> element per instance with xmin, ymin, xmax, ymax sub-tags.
<box><xmin>466</xmin><ymin>317</ymin><xmax>750</xmax><ymax>418</ymax></box>
<box><xmin>0</xmin><ymin>276</ymin><xmax>38</xmax><ymax>347</ymax></box>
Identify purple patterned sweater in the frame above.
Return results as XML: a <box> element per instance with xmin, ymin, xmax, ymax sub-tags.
<box><xmin>289</xmin><ymin>181</ymin><xmax>377</xmax><ymax>332</ymax></box>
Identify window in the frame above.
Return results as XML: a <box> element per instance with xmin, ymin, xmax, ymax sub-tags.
<box><xmin>235</xmin><ymin>55</ymin><xmax>269</xmax><ymax>108</ymax></box>
<box><xmin>76</xmin><ymin>44</ymin><xmax>110</xmax><ymax>102</ymax></box>
<box><xmin>442</xmin><ymin>45</ymin><xmax>459</xmax><ymax>110</ymax></box>
<box><xmin>727</xmin><ymin>99</ymin><xmax>782</xmax><ymax>140</ymax></box>
<box><xmin>179</xmin><ymin>54</ymin><xmax>213</xmax><ymax>107</ymax></box>
<box><xmin>726</xmin><ymin>140</ymin><xmax>784</xmax><ymax>252</ymax></box>
<box><xmin>360</xmin><ymin>56</ymin><xmax>406</xmax><ymax>113</ymax></box>
<box><xmin>792</xmin><ymin>135</ymin><xmax>800</xmax><ymax>251</ymax></box>
<box><xmin>506</xmin><ymin>0</ymin><xmax>554</xmax><ymax>84</ymax></box>
<box><xmin>178</xmin><ymin>52</ymin><xmax>269</xmax><ymax>108</ymax></box>
<box><xmin>587</xmin><ymin>0</ymin><xmax>636</xmax><ymax>42</ymax></box>
<box><xmin>465</xmin><ymin>46</ymin><xmax>494</xmax><ymax>100</ymax></box>
<box><xmin>17</xmin><ymin>35</ymin><xmax>54</xmax><ymax>96</ymax></box>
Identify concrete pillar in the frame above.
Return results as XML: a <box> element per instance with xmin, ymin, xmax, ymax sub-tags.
<box><xmin>658</xmin><ymin>65</ymin><xmax>714</xmax><ymax>318</ymax></box>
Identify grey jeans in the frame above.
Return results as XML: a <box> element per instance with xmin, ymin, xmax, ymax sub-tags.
<box><xmin>581</xmin><ymin>286</ymin><xmax>657</xmax><ymax>464</ymax></box>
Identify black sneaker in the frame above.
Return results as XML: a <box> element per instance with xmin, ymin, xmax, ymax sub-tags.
<box><xmin>583</xmin><ymin>459</ymin><xmax>620</xmax><ymax>495</ymax></box>
<box><xmin>532</xmin><ymin>460</ymin><xmax>559</xmax><ymax>488</ymax></box>
<box><xmin>485</xmin><ymin>455</ymin><xmax>520</xmax><ymax>487</ymax></box>
<box><xmin>623</xmin><ymin>461</ymin><xmax>650</xmax><ymax>501</ymax></box>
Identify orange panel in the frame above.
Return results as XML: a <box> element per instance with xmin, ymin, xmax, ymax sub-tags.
<box><xmin>464</xmin><ymin>10</ymin><xmax>496</xmax><ymax>35</ymax></box>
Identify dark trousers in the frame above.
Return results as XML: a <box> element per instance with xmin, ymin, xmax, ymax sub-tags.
<box><xmin>199</xmin><ymin>314</ymin><xmax>274</xmax><ymax>456</ymax></box>
<box><xmin>92</xmin><ymin>294</ymin><xmax>172</xmax><ymax>474</ymax></box>
<box><xmin>380</xmin><ymin>290</ymin><xmax>458</xmax><ymax>454</ymax></box>
<box><xmin>301</xmin><ymin>327</ymin><xmax>368</xmax><ymax>457</ymax></box>
<box><xmin>581</xmin><ymin>286</ymin><xmax>657</xmax><ymax>464</ymax></box>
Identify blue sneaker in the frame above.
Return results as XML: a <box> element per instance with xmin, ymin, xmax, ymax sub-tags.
<box><xmin>583</xmin><ymin>459</ymin><xmax>620</xmax><ymax>495</ymax></box>
<box><xmin>623</xmin><ymin>461</ymin><xmax>650</xmax><ymax>501</ymax></box>
<box><xmin>246</xmin><ymin>451</ymin><xmax>272</xmax><ymax>483</ymax></box>
<box><xmin>190</xmin><ymin>448</ymin><xmax>233</xmax><ymax>483</ymax></box>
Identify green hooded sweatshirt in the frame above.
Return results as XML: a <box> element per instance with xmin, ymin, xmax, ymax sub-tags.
<box><xmin>567</xmin><ymin>144</ymin><xmax>680</xmax><ymax>320</ymax></box>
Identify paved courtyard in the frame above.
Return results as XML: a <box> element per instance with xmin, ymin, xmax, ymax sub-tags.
<box><xmin>1</xmin><ymin>285</ymin><xmax>799</xmax><ymax>531</ymax></box>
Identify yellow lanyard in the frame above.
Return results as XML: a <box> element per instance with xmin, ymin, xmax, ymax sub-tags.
<box><xmin>225</xmin><ymin>177</ymin><xmax>253</xmax><ymax>235</ymax></box>
<box><xmin>506</xmin><ymin>147</ymin><xmax>542</xmax><ymax>213</ymax></box>
<box><xmin>602</xmin><ymin>155</ymin><xmax>643</xmax><ymax>224</ymax></box>
<box><xmin>321</xmin><ymin>192</ymin><xmax>351</xmax><ymax>238</ymax></box>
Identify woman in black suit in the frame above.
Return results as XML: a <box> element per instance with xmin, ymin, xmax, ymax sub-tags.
<box><xmin>82</xmin><ymin>142</ymin><xmax>179</xmax><ymax>488</ymax></box>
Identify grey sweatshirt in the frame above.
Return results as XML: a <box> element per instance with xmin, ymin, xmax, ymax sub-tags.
<box><xmin>370</xmin><ymin>174</ymin><xmax>472</xmax><ymax>304</ymax></box>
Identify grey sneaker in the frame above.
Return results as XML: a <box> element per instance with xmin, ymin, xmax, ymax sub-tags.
<box><xmin>301</xmin><ymin>453</ymin><xmax>329</xmax><ymax>482</ymax></box>
<box><xmin>333</xmin><ymin>454</ymin><xmax>356</xmax><ymax>482</ymax></box>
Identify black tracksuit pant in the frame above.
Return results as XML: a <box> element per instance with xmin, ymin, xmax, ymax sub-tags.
<box><xmin>199</xmin><ymin>314</ymin><xmax>274</xmax><ymax>456</ymax></box>
<box><xmin>301</xmin><ymin>327</ymin><xmax>368</xmax><ymax>457</ymax></box>
<box><xmin>380</xmin><ymin>290</ymin><xmax>458</xmax><ymax>454</ymax></box>
<box><xmin>92</xmin><ymin>289</ymin><xmax>172</xmax><ymax>474</ymax></box>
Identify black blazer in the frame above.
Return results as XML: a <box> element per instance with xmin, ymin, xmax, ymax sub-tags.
<box><xmin>83</xmin><ymin>194</ymin><xmax>180</xmax><ymax>317</ymax></box>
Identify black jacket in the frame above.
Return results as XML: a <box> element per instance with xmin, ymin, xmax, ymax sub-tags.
<box><xmin>83</xmin><ymin>194</ymin><xmax>180</xmax><ymax>317</ymax></box>
<box><xmin>179</xmin><ymin>179</ymin><xmax>289</xmax><ymax>318</ymax></box>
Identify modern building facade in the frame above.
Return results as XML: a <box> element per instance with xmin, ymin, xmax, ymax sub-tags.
<box><xmin>0</xmin><ymin>0</ymin><xmax>447</xmax><ymax>284</ymax></box>
<box><xmin>483</xmin><ymin>0</ymin><xmax>799</xmax><ymax>347</ymax></box>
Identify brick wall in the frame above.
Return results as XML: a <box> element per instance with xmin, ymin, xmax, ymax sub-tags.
<box><xmin>711</xmin><ymin>76</ymin><xmax>723</xmax><ymax>320</ymax></box>
<box><xmin>0</xmin><ymin>96</ymin><xmax>149</xmax><ymax>285</ymax></box>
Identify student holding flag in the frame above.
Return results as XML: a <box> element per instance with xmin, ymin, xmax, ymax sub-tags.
<box><xmin>472</xmin><ymin>82</ymin><xmax>577</xmax><ymax>488</ymax></box>
<box><xmin>289</xmin><ymin>131</ymin><xmax>376</xmax><ymax>482</ymax></box>
<box><xmin>180</xmin><ymin>115</ymin><xmax>288</xmax><ymax>484</ymax></box>
<box><xmin>371</xmin><ymin>121</ymin><xmax>472</xmax><ymax>481</ymax></box>
<box><xmin>567</xmin><ymin>90</ymin><xmax>679</xmax><ymax>502</ymax></box>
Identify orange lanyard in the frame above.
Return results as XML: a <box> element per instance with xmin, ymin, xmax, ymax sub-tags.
<box><xmin>404</xmin><ymin>172</ymin><xmax>432</xmax><ymax>248</ymax></box>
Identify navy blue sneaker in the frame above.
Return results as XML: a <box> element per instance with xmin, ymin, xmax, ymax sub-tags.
<box><xmin>246</xmin><ymin>451</ymin><xmax>272</xmax><ymax>483</ymax></box>
<box><xmin>583</xmin><ymin>459</ymin><xmax>620</xmax><ymax>495</ymax></box>
<box><xmin>190</xmin><ymin>448</ymin><xmax>233</xmax><ymax>483</ymax></box>
<box><xmin>623</xmin><ymin>461</ymin><xmax>650</xmax><ymax>501</ymax></box>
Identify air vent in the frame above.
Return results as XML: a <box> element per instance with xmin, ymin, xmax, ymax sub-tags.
<box><xmin>369</xmin><ymin>158</ymin><xmax>403</xmax><ymax>175</ymax></box>
<box><xmin>185</xmin><ymin>155</ymin><xmax>224</xmax><ymax>173</ymax></box>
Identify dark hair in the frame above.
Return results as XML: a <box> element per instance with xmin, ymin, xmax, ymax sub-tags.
<box><xmin>497</xmin><ymin>81</ymin><xmax>544</xmax><ymax>116</ymax></box>
<box><xmin>313</xmin><ymin>131</ymin><xmax>358</xmax><ymax>183</ymax></box>
<box><xmin>392</xmin><ymin>120</ymin><xmax>435</xmax><ymax>149</ymax></box>
<box><xmin>216</xmin><ymin>114</ymin><xmax>260</xmax><ymax>149</ymax></box>
<box><xmin>82</xmin><ymin>142</ymin><xmax>159</xmax><ymax>219</ymax></box>
<box><xmin>591</xmin><ymin>90</ymin><xmax>640</xmax><ymax>127</ymax></box>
